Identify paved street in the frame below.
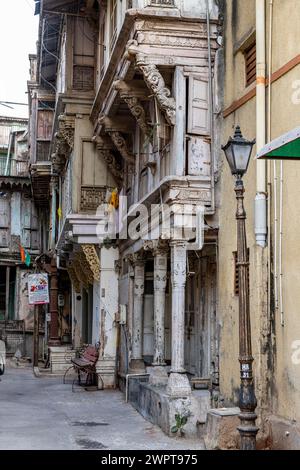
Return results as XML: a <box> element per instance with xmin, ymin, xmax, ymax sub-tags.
<box><xmin>0</xmin><ymin>366</ymin><xmax>204</xmax><ymax>450</ymax></box>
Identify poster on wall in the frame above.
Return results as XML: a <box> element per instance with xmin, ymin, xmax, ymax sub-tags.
<box><xmin>28</xmin><ymin>274</ymin><xmax>50</xmax><ymax>305</ymax></box>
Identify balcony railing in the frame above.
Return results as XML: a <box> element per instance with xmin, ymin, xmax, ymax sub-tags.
<box><xmin>0</xmin><ymin>155</ymin><xmax>6</xmax><ymax>175</ymax></box>
<box><xmin>80</xmin><ymin>185</ymin><xmax>108</xmax><ymax>212</ymax></box>
<box><xmin>0</xmin><ymin>156</ymin><xmax>29</xmax><ymax>177</ymax></box>
<box><xmin>150</xmin><ymin>0</ymin><xmax>175</xmax><ymax>6</ymax></box>
<box><xmin>36</xmin><ymin>141</ymin><xmax>51</xmax><ymax>162</ymax></box>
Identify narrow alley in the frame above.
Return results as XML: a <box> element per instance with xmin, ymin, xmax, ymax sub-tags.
<box><xmin>0</xmin><ymin>365</ymin><xmax>204</xmax><ymax>451</ymax></box>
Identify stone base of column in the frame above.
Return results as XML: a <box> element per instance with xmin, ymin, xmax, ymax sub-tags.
<box><xmin>147</xmin><ymin>366</ymin><xmax>168</xmax><ymax>386</ymax></box>
<box><xmin>48</xmin><ymin>338</ymin><xmax>61</xmax><ymax>347</ymax></box>
<box><xmin>167</xmin><ymin>372</ymin><xmax>192</xmax><ymax>397</ymax></box>
<box><xmin>96</xmin><ymin>358</ymin><xmax>116</xmax><ymax>389</ymax></box>
<box><xmin>129</xmin><ymin>359</ymin><xmax>145</xmax><ymax>373</ymax></box>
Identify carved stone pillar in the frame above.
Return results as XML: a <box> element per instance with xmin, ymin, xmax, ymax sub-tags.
<box><xmin>167</xmin><ymin>241</ymin><xmax>191</xmax><ymax>397</ymax></box>
<box><xmin>130</xmin><ymin>254</ymin><xmax>145</xmax><ymax>372</ymax></box>
<box><xmin>96</xmin><ymin>246</ymin><xmax>119</xmax><ymax>389</ymax></box>
<box><xmin>153</xmin><ymin>246</ymin><xmax>168</xmax><ymax>367</ymax></box>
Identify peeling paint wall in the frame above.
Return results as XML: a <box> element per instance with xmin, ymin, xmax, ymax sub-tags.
<box><xmin>17</xmin><ymin>269</ymin><xmax>35</xmax><ymax>329</ymax></box>
<box><xmin>219</xmin><ymin>0</ymin><xmax>300</xmax><ymax>443</ymax></box>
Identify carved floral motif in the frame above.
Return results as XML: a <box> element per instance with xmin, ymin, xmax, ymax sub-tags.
<box><xmin>135</xmin><ymin>54</ymin><xmax>176</xmax><ymax>126</ymax></box>
<box><xmin>51</xmin><ymin>115</ymin><xmax>75</xmax><ymax>174</ymax></box>
<box><xmin>82</xmin><ymin>244</ymin><xmax>100</xmax><ymax>282</ymax></box>
<box><xmin>107</xmin><ymin>131</ymin><xmax>135</xmax><ymax>164</ymax></box>
<box><xmin>122</xmin><ymin>95</ymin><xmax>152</xmax><ymax>140</ymax></box>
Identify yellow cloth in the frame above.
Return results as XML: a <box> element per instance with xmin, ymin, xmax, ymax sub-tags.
<box><xmin>109</xmin><ymin>189</ymin><xmax>119</xmax><ymax>210</ymax></box>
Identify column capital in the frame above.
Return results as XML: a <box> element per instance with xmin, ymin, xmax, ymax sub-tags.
<box><xmin>143</xmin><ymin>239</ymin><xmax>169</xmax><ymax>256</ymax></box>
<box><xmin>127</xmin><ymin>251</ymin><xmax>146</xmax><ymax>267</ymax></box>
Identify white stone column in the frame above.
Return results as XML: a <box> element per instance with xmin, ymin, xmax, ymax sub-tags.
<box><xmin>96</xmin><ymin>246</ymin><xmax>119</xmax><ymax>388</ymax></box>
<box><xmin>153</xmin><ymin>247</ymin><xmax>168</xmax><ymax>366</ymax></box>
<box><xmin>130</xmin><ymin>255</ymin><xmax>145</xmax><ymax>371</ymax></box>
<box><xmin>167</xmin><ymin>241</ymin><xmax>191</xmax><ymax>397</ymax></box>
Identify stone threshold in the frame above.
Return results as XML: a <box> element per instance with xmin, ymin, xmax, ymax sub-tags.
<box><xmin>127</xmin><ymin>376</ymin><xmax>211</xmax><ymax>438</ymax></box>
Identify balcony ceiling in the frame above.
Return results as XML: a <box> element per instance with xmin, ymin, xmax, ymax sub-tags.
<box><xmin>37</xmin><ymin>0</ymin><xmax>99</xmax><ymax>90</ymax></box>
<box><xmin>38</xmin><ymin>0</ymin><xmax>93</xmax><ymax>14</ymax></box>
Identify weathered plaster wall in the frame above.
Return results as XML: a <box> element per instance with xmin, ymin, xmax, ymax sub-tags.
<box><xmin>17</xmin><ymin>269</ymin><xmax>35</xmax><ymax>329</ymax></box>
<box><xmin>219</xmin><ymin>0</ymin><xmax>300</xmax><ymax>441</ymax></box>
<box><xmin>71</xmin><ymin>115</ymin><xmax>116</xmax><ymax>214</ymax></box>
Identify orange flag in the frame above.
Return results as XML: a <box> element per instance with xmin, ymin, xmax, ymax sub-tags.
<box><xmin>20</xmin><ymin>245</ymin><xmax>26</xmax><ymax>263</ymax></box>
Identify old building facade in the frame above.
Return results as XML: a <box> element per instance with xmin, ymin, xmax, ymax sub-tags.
<box><xmin>27</xmin><ymin>0</ymin><xmax>300</xmax><ymax>448</ymax></box>
<box><xmin>0</xmin><ymin>115</ymin><xmax>42</xmax><ymax>358</ymax></box>
<box><xmin>30</xmin><ymin>0</ymin><xmax>223</xmax><ymax>436</ymax></box>
<box><xmin>219</xmin><ymin>0</ymin><xmax>300</xmax><ymax>449</ymax></box>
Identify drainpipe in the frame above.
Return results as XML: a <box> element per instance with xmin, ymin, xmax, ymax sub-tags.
<box><xmin>255</xmin><ymin>0</ymin><xmax>267</xmax><ymax>247</ymax></box>
<box><xmin>206</xmin><ymin>0</ymin><xmax>215</xmax><ymax>211</ymax></box>
<box><xmin>4</xmin><ymin>132</ymin><xmax>13</xmax><ymax>176</ymax></box>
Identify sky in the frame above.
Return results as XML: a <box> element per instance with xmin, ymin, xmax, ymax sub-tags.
<box><xmin>0</xmin><ymin>0</ymin><xmax>39</xmax><ymax>118</ymax></box>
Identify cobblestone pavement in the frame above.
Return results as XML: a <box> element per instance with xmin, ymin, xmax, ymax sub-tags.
<box><xmin>0</xmin><ymin>367</ymin><xmax>205</xmax><ymax>450</ymax></box>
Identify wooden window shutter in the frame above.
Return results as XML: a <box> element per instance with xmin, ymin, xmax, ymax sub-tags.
<box><xmin>73</xmin><ymin>17</ymin><xmax>95</xmax><ymax>91</ymax></box>
<box><xmin>245</xmin><ymin>42</ymin><xmax>256</xmax><ymax>87</ymax></box>
<box><xmin>37</xmin><ymin>110</ymin><xmax>53</xmax><ymax>140</ymax></box>
<box><xmin>188</xmin><ymin>75</ymin><xmax>210</xmax><ymax>136</ymax></box>
<box><xmin>22</xmin><ymin>196</ymin><xmax>32</xmax><ymax>249</ymax></box>
<box><xmin>0</xmin><ymin>196</ymin><xmax>10</xmax><ymax>247</ymax></box>
<box><xmin>30</xmin><ymin>204</ymin><xmax>39</xmax><ymax>250</ymax></box>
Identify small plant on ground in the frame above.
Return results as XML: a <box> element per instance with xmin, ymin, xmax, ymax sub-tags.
<box><xmin>171</xmin><ymin>412</ymin><xmax>190</xmax><ymax>437</ymax></box>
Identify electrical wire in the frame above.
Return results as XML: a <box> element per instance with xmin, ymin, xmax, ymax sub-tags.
<box><xmin>40</xmin><ymin>72</ymin><xmax>57</xmax><ymax>92</ymax></box>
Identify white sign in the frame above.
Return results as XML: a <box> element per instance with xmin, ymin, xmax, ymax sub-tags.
<box><xmin>28</xmin><ymin>274</ymin><xmax>50</xmax><ymax>305</ymax></box>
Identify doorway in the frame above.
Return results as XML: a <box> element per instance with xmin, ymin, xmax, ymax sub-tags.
<box><xmin>0</xmin><ymin>266</ymin><xmax>16</xmax><ymax>320</ymax></box>
<box><xmin>184</xmin><ymin>249</ymin><xmax>218</xmax><ymax>383</ymax></box>
<box><xmin>82</xmin><ymin>285</ymin><xmax>93</xmax><ymax>344</ymax></box>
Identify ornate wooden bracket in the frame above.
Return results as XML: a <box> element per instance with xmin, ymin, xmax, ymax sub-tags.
<box><xmin>95</xmin><ymin>136</ymin><xmax>123</xmax><ymax>186</ymax></box>
<box><xmin>143</xmin><ymin>239</ymin><xmax>169</xmax><ymax>254</ymax></box>
<box><xmin>82</xmin><ymin>244</ymin><xmax>100</xmax><ymax>282</ymax></box>
<box><xmin>107</xmin><ymin>131</ymin><xmax>135</xmax><ymax>165</ymax></box>
<box><xmin>114</xmin><ymin>80</ymin><xmax>153</xmax><ymax>141</ymax></box>
<box><xmin>127</xmin><ymin>251</ymin><xmax>146</xmax><ymax>267</ymax></box>
<box><xmin>74</xmin><ymin>250</ymin><xmax>95</xmax><ymax>287</ymax></box>
<box><xmin>133</xmin><ymin>52</ymin><xmax>176</xmax><ymax>126</ymax></box>
<box><xmin>52</xmin><ymin>114</ymin><xmax>75</xmax><ymax>173</ymax></box>
<box><xmin>71</xmin><ymin>259</ymin><xmax>88</xmax><ymax>289</ymax></box>
<box><xmin>98</xmin><ymin>116</ymin><xmax>135</xmax><ymax>165</ymax></box>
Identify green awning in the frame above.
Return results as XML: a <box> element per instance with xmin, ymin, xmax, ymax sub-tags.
<box><xmin>256</xmin><ymin>127</ymin><xmax>300</xmax><ymax>160</ymax></box>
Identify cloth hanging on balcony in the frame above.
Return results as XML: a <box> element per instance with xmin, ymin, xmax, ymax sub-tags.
<box><xmin>19</xmin><ymin>245</ymin><xmax>31</xmax><ymax>267</ymax></box>
<box><xmin>20</xmin><ymin>245</ymin><xmax>25</xmax><ymax>263</ymax></box>
<box><xmin>108</xmin><ymin>188</ymin><xmax>119</xmax><ymax>211</ymax></box>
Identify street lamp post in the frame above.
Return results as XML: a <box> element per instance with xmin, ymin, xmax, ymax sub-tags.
<box><xmin>222</xmin><ymin>126</ymin><xmax>259</xmax><ymax>450</ymax></box>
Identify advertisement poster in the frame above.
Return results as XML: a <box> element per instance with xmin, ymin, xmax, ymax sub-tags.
<box><xmin>28</xmin><ymin>274</ymin><xmax>49</xmax><ymax>305</ymax></box>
